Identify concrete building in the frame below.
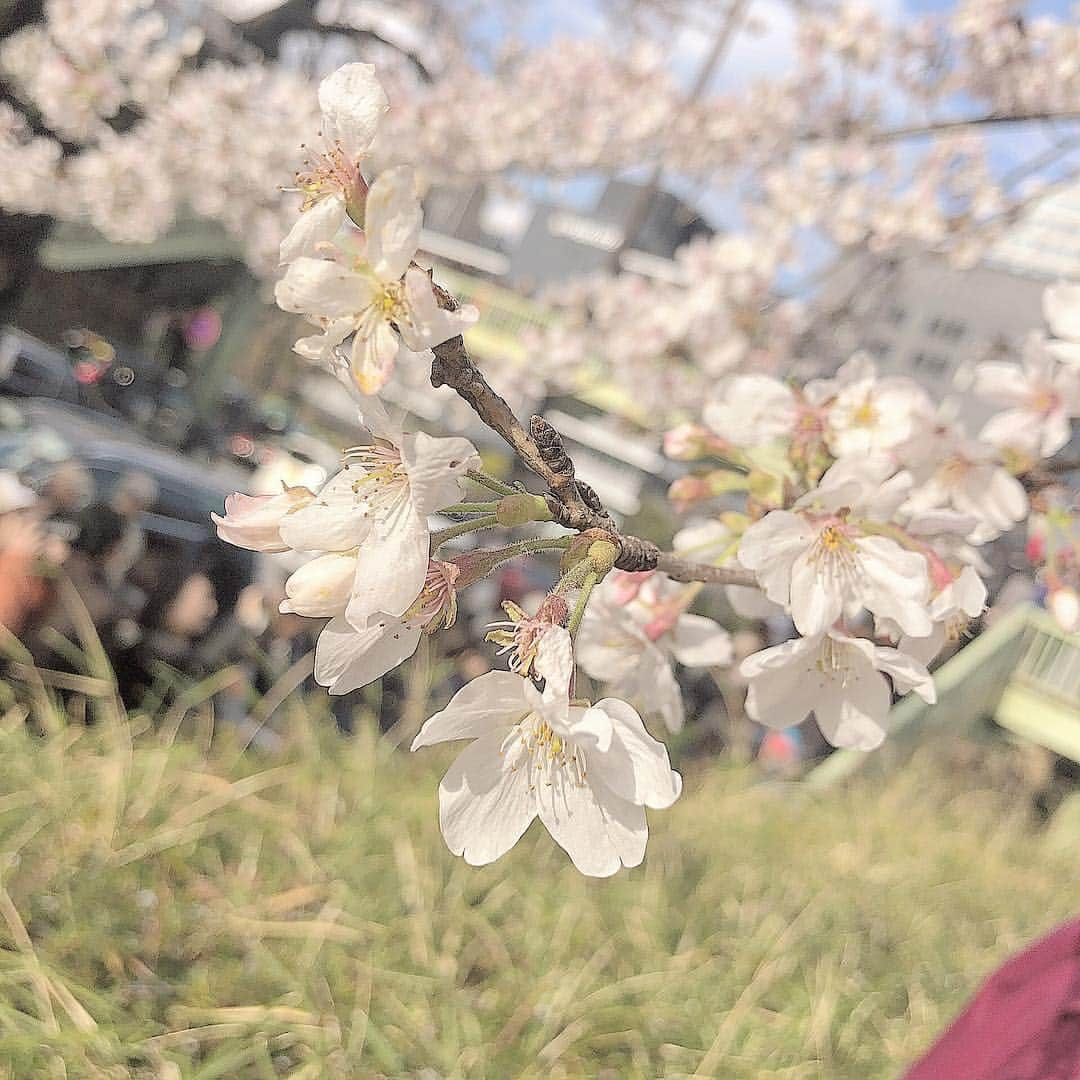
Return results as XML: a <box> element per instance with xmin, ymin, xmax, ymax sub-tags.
<box><xmin>419</xmin><ymin>179</ymin><xmax>713</xmax><ymax>291</ymax></box>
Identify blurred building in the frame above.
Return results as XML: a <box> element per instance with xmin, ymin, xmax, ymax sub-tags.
<box><xmin>420</xmin><ymin>179</ymin><xmax>713</xmax><ymax>291</ymax></box>
<box><xmin>816</xmin><ymin>186</ymin><xmax>1080</xmax><ymax>409</ymax></box>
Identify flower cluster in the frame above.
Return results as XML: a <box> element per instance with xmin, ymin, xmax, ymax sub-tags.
<box><xmin>665</xmin><ymin>295</ymin><xmax>1077</xmax><ymax>750</ymax></box>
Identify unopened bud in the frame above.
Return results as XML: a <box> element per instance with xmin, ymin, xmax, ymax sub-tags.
<box><xmin>587</xmin><ymin>539</ymin><xmax>618</xmax><ymax>574</ymax></box>
<box><xmin>664</xmin><ymin>423</ymin><xmax>711</xmax><ymax>461</ymax></box>
<box><xmin>496</xmin><ymin>493</ymin><xmax>552</xmax><ymax>528</ymax></box>
<box><xmin>668</xmin><ymin>474</ymin><xmax>711</xmax><ymax>511</ymax></box>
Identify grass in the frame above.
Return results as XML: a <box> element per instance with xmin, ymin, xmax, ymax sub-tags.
<box><xmin>0</xmin><ymin>686</ymin><xmax>1076</xmax><ymax>1078</ymax></box>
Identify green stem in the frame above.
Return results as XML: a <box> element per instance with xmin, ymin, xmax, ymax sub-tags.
<box><xmin>431</xmin><ymin>514</ymin><xmax>500</xmax><ymax>547</ymax></box>
<box><xmin>483</xmin><ymin>535</ymin><xmax>572</xmax><ymax>563</ymax></box>
<box><xmin>567</xmin><ymin>571</ymin><xmax>600</xmax><ymax>637</ymax></box>
<box><xmin>467</xmin><ymin>469</ymin><xmax>517</xmax><ymax>497</ymax></box>
<box><xmin>438</xmin><ymin>501</ymin><xmax>500</xmax><ymax>515</ymax></box>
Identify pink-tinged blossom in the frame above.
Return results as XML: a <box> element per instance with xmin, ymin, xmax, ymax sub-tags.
<box><xmin>279</xmin><ymin>63</ymin><xmax>388</xmax><ymax>264</ymax></box>
<box><xmin>738</xmin><ymin>460</ymin><xmax>933</xmax><ymax>638</ymax></box>
<box><xmin>898</xmin><ymin>564</ymin><xmax>987</xmax><ymax>666</ymax></box>
<box><xmin>741</xmin><ymin>631</ymin><xmax>936</xmax><ymax>750</ymax></box>
<box><xmin>278</xmin><ymin>406</ymin><xmax>478</xmax><ymax>630</ymax></box>
<box><xmin>411</xmin><ymin>628</ymin><xmax>682</xmax><ymax>877</ymax></box>
<box><xmin>275</xmin><ymin>166</ymin><xmax>477</xmax><ymax>394</ymax></box>
<box><xmin>576</xmin><ymin>572</ymin><xmax>732</xmax><ymax>732</ymax></box>
<box><xmin>975</xmin><ymin>342</ymin><xmax>1079</xmax><ymax>459</ymax></box>
<box><xmin>212</xmin><ymin>486</ymin><xmax>316</xmax><ymax>553</ymax></box>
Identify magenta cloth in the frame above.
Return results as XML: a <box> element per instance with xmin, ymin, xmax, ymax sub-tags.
<box><xmin>904</xmin><ymin>918</ymin><xmax>1080</xmax><ymax>1080</ymax></box>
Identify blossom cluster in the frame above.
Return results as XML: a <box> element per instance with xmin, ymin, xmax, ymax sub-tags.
<box><xmin>664</xmin><ymin>293</ymin><xmax>1078</xmax><ymax>748</ymax></box>
<box><xmin>3</xmin><ymin>1</ymin><xmax>1080</xmax><ymax>289</ymax></box>
<box><xmin>207</xmin><ymin>60</ymin><xmax>1079</xmax><ymax>878</ymax></box>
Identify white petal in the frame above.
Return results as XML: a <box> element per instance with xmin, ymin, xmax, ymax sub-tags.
<box><xmin>669</xmin><ymin>613</ymin><xmax>732</xmax><ymax>667</ymax></box>
<box><xmin>279</xmin><ymin>194</ymin><xmax>346</xmax><ymax>264</ymax></box>
<box><xmin>789</xmin><ymin>548</ymin><xmax>844</xmax><ymax>637</ymax></box>
<box><xmin>871</xmin><ymin>644</ymin><xmax>936</xmax><ymax>703</ymax></box>
<box><xmin>350</xmin><ymin>315</ymin><xmax>400</xmax><ymax>395</ymax></box>
<box><xmin>575</xmin><ymin>614</ymin><xmax>644</xmax><ymax>683</ymax></box>
<box><xmin>898</xmin><ymin>623</ymin><xmax>946</xmax><ymax>667</ymax></box>
<box><xmin>278</xmin><ymin>468</ymin><xmax>373</xmax><ymax>552</ymax></box>
<box><xmin>535</xmin><ymin>771</ymin><xmax>630</xmax><ymax>877</ymax></box>
<box><xmin>315</xmin><ymin>616</ymin><xmax>421</xmax><ymax>694</ymax></box>
<box><xmin>275</xmin><ymin>257</ymin><xmax>372</xmax><ymax>320</ymax></box>
<box><xmin>586</xmin><ymin>698</ymin><xmax>682</xmax><ymax>809</ymax></box>
<box><xmin>318</xmin><ymin>62</ymin><xmax>388</xmax><ymax>154</ymax></box>
<box><xmin>438</xmin><ymin>729</ymin><xmax>536</xmax><ymax>866</ymax></box>
<box><xmin>345</xmin><ymin>500</ymin><xmax>428</xmax><ymax>627</ymax></box>
<box><xmin>280</xmin><ymin>552</ymin><xmax>357</xmax><ymax>617</ymax></box>
<box><xmin>399</xmin><ymin>267</ymin><xmax>478</xmax><ymax>350</ymax></box>
<box><xmin>1043</xmin><ymin>281</ymin><xmax>1080</xmax><ymax>342</ymax></box>
<box><xmin>412</xmin><ymin>671</ymin><xmax>530</xmax><ymax>749</ymax></box>
<box><xmin>364</xmin><ymin>166</ymin><xmax>421</xmax><ymax>282</ymax></box>
<box><xmin>401</xmin><ymin>431</ymin><xmax>480</xmax><ymax>517</ymax></box>
<box><xmin>813</xmin><ymin>662</ymin><xmax>890</xmax><ymax>750</ymax></box>
<box><xmin>738</xmin><ymin>511</ymin><xmax>814</xmax><ymax>605</ymax></box>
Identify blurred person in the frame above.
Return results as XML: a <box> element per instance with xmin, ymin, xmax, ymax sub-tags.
<box><xmin>0</xmin><ymin>470</ymin><xmax>48</xmax><ymax>635</ymax></box>
<box><xmin>103</xmin><ymin>470</ymin><xmax>158</xmax><ymax>590</ymax></box>
<box><xmin>112</xmin><ymin>558</ymin><xmax>219</xmax><ymax>707</ymax></box>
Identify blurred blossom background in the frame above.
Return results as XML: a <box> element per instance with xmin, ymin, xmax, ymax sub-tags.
<box><xmin>0</xmin><ymin>0</ymin><xmax>1078</xmax><ymax>1075</ymax></box>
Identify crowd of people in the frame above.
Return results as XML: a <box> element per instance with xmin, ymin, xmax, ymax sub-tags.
<box><xmin>0</xmin><ymin>460</ymin><xmax>321</xmax><ymax>732</ymax></box>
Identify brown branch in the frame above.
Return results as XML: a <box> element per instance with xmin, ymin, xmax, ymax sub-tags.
<box><xmin>427</xmin><ymin>284</ymin><xmax>756</xmax><ymax>588</ymax></box>
<box><xmin>802</xmin><ymin>110</ymin><xmax>1080</xmax><ymax>145</ymax></box>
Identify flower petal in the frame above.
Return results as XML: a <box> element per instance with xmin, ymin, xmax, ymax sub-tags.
<box><xmin>345</xmin><ymin>500</ymin><xmax>429</xmax><ymax>627</ymax></box>
<box><xmin>364</xmin><ymin>166</ymin><xmax>421</xmax><ymax>283</ymax></box>
<box><xmin>669</xmin><ymin>613</ymin><xmax>732</xmax><ymax>667</ymax></box>
<box><xmin>438</xmin><ymin>729</ymin><xmax>536</xmax><ymax>866</ymax></box>
<box><xmin>401</xmin><ymin>431</ymin><xmax>480</xmax><ymax>517</ymax></box>
<box><xmin>585</xmin><ymin>698</ymin><xmax>682</xmax><ymax>809</ymax></box>
<box><xmin>315</xmin><ymin>616</ymin><xmax>421</xmax><ymax>694</ymax></box>
<box><xmin>318</xmin><ymin>62</ymin><xmax>388</xmax><ymax>154</ymax></box>
<box><xmin>412</xmin><ymin>671</ymin><xmax>530</xmax><ymax>749</ymax></box>
<box><xmin>279</xmin><ymin>193</ymin><xmax>346</xmax><ymax>264</ymax></box>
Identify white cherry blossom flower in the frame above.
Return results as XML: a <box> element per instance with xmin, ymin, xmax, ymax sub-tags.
<box><xmin>212</xmin><ymin>486</ymin><xmax>316</xmax><ymax>553</ymax></box>
<box><xmin>314</xmin><ymin>559</ymin><xmax>460</xmax><ymax>694</ymax></box>
<box><xmin>279</xmin><ymin>407</ymin><xmax>479</xmax><ymax>630</ymax></box>
<box><xmin>576</xmin><ymin>572</ymin><xmax>732</xmax><ymax>732</ymax></box>
<box><xmin>738</xmin><ymin>461</ymin><xmax>933</xmax><ymax>638</ymax></box>
<box><xmin>825</xmin><ymin>371</ymin><xmax>931</xmax><ymax>459</ymax></box>
<box><xmin>741</xmin><ymin>630</ymin><xmax>936</xmax><ymax>750</ymax></box>
<box><xmin>411</xmin><ymin>628</ymin><xmax>682</xmax><ymax>877</ymax></box>
<box><xmin>898</xmin><ymin>564</ymin><xmax>986</xmax><ymax>666</ymax></box>
<box><xmin>899</xmin><ymin>416</ymin><xmax>1028</xmax><ymax>543</ymax></box>
<box><xmin>275</xmin><ymin>165</ymin><xmax>478</xmax><ymax>394</ymax></box>
<box><xmin>975</xmin><ymin>342</ymin><xmax>1079</xmax><ymax>459</ymax></box>
<box><xmin>703</xmin><ymin>374</ymin><xmax>799</xmax><ymax>448</ymax></box>
<box><xmin>279</xmin><ymin>63</ymin><xmax>388</xmax><ymax>264</ymax></box>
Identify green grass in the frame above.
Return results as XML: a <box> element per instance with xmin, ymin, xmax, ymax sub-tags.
<box><xmin>0</xmin><ymin>692</ymin><xmax>1076</xmax><ymax>1079</ymax></box>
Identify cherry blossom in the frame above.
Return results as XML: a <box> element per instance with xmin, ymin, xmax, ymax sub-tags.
<box><xmin>576</xmin><ymin>572</ymin><xmax>732</xmax><ymax>732</ymax></box>
<box><xmin>738</xmin><ymin>462</ymin><xmax>933</xmax><ymax>639</ymax></box>
<box><xmin>275</xmin><ymin>165</ymin><xmax>477</xmax><ymax>394</ymax></box>
<box><xmin>975</xmin><ymin>343</ymin><xmax>1080</xmax><ymax>459</ymax></box>
<box><xmin>275</xmin><ymin>409</ymin><xmax>479</xmax><ymax>630</ymax></box>
<box><xmin>278</xmin><ymin>63</ymin><xmax>388</xmax><ymax>264</ymax></box>
<box><xmin>741</xmin><ymin>631</ymin><xmax>936</xmax><ymax>751</ymax></box>
<box><xmin>411</xmin><ymin>628</ymin><xmax>682</xmax><ymax>877</ymax></box>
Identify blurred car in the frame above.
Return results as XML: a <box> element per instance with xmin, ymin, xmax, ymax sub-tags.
<box><xmin>3</xmin><ymin>397</ymin><xmax>257</xmax><ymax>615</ymax></box>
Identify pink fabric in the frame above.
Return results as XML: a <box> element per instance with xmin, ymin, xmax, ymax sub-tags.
<box><xmin>904</xmin><ymin>918</ymin><xmax>1080</xmax><ymax>1080</ymax></box>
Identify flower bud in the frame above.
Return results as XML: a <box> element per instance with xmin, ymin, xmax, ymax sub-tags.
<box><xmin>280</xmin><ymin>552</ymin><xmax>358</xmax><ymax>617</ymax></box>
<box><xmin>587</xmin><ymin>539</ymin><xmax>618</xmax><ymax>574</ymax></box>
